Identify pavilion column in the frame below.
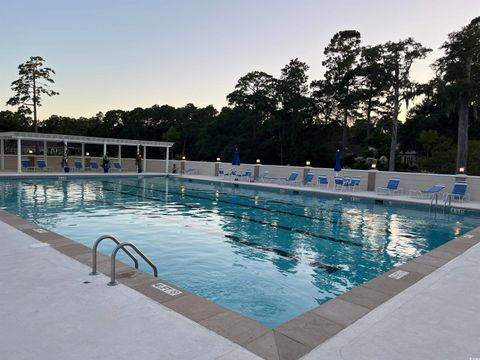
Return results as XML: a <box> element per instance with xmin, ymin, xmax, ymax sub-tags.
<box><xmin>0</xmin><ymin>138</ymin><xmax>4</xmax><ymax>171</ymax></box>
<box><xmin>81</xmin><ymin>143</ymin><xmax>85</xmax><ymax>169</ymax></box>
<box><xmin>143</xmin><ymin>146</ymin><xmax>147</xmax><ymax>173</ymax></box>
<box><xmin>43</xmin><ymin>141</ymin><xmax>48</xmax><ymax>166</ymax></box>
<box><xmin>103</xmin><ymin>143</ymin><xmax>107</xmax><ymax>156</ymax></box>
<box><xmin>17</xmin><ymin>138</ymin><xmax>22</xmax><ymax>173</ymax></box>
<box><xmin>165</xmin><ymin>147</ymin><xmax>169</xmax><ymax>174</ymax></box>
<box><xmin>118</xmin><ymin>145</ymin><xmax>121</xmax><ymax>165</ymax></box>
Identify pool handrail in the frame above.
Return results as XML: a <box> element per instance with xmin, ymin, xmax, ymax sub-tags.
<box><xmin>90</xmin><ymin>235</ymin><xmax>139</xmax><ymax>275</ymax></box>
<box><xmin>108</xmin><ymin>242</ymin><xmax>158</xmax><ymax>286</ymax></box>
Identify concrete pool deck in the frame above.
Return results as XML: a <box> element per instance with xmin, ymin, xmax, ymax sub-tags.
<box><xmin>0</xmin><ymin>220</ymin><xmax>260</xmax><ymax>360</ymax></box>
<box><xmin>2</xmin><ymin>216</ymin><xmax>480</xmax><ymax>360</ymax></box>
<box><xmin>2</xmin><ymin>173</ymin><xmax>480</xmax><ymax>359</ymax></box>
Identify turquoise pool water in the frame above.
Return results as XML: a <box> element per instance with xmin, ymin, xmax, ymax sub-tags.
<box><xmin>1</xmin><ymin>176</ymin><xmax>479</xmax><ymax>327</ymax></box>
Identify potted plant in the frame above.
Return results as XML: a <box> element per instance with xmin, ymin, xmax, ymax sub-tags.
<box><xmin>102</xmin><ymin>154</ymin><xmax>110</xmax><ymax>173</ymax></box>
<box><xmin>135</xmin><ymin>153</ymin><xmax>143</xmax><ymax>173</ymax></box>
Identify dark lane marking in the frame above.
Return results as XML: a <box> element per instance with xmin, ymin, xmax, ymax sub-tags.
<box><xmin>99</xmin><ymin>184</ymin><xmax>377</xmax><ymax>251</ymax></box>
<box><xmin>91</xmin><ymin>195</ymin><xmax>343</xmax><ymax>273</ymax></box>
<box><xmin>111</xmin><ymin>179</ymin><xmax>344</xmax><ymax>225</ymax></box>
<box><xmin>224</xmin><ymin>235</ymin><xmax>341</xmax><ymax>273</ymax></box>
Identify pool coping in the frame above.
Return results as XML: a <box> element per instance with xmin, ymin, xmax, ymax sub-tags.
<box><xmin>2</xmin><ymin>210</ymin><xmax>480</xmax><ymax>360</ymax></box>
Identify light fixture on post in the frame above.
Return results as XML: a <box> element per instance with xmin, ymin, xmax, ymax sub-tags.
<box><xmin>256</xmin><ymin>159</ymin><xmax>261</xmax><ymax>164</ymax></box>
<box><xmin>28</xmin><ymin>149</ymin><xmax>33</xmax><ymax>154</ymax></box>
<box><xmin>86</xmin><ymin>152</ymin><xmax>90</xmax><ymax>156</ymax></box>
<box><xmin>371</xmin><ymin>163</ymin><xmax>377</xmax><ymax>169</ymax></box>
<box><xmin>459</xmin><ymin>167</ymin><xmax>465</xmax><ymax>174</ymax></box>
<box><xmin>216</xmin><ymin>157</ymin><xmax>221</xmax><ymax>162</ymax></box>
<box><xmin>181</xmin><ymin>155</ymin><xmax>186</xmax><ymax>160</ymax></box>
<box><xmin>305</xmin><ymin>160</ymin><xmax>311</xmax><ymax>166</ymax></box>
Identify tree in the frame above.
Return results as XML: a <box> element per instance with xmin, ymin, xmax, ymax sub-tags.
<box><xmin>322</xmin><ymin>30</ymin><xmax>362</xmax><ymax>157</ymax></box>
<box><xmin>357</xmin><ymin>45</ymin><xmax>388</xmax><ymax>137</ymax></box>
<box><xmin>227</xmin><ymin>71</ymin><xmax>276</xmax><ymax>138</ymax></box>
<box><xmin>435</xmin><ymin>17</ymin><xmax>480</xmax><ymax>172</ymax></box>
<box><xmin>383</xmin><ymin>39</ymin><xmax>431</xmax><ymax>171</ymax></box>
<box><xmin>276</xmin><ymin>58</ymin><xmax>312</xmax><ymax>164</ymax></box>
<box><xmin>6</xmin><ymin>56</ymin><xmax>59</xmax><ymax>133</ymax></box>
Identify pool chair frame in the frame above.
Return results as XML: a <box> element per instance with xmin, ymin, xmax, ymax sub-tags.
<box><xmin>303</xmin><ymin>172</ymin><xmax>315</xmax><ymax>186</ymax></box>
<box><xmin>36</xmin><ymin>159</ymin><xmax>49</xmax><ymax>172</ymax></box>
<box><xmin>343</xmin><ymin>177</ymin><xmax>361</xmax><ymax>192</ymax></box>
<box><xmin>443</xmin><ymin>182</ymin><xmax>470</xmax><ymax>205</ymax></box>
<box><xmin>89</xmin><ymin>160</ymin><xmax>100</xmax><ymax>171</ymax></box>
<box><xmin>112</xmin><ymin>162</ymin><xmax>126</xmax><ymax>172</ymax></box>
<box><xmin>282</xmin><ymin>172</ymin><xmax>299</xmax><ymax>185</ymax></box>
<box><xmin>257</xmin><ymin>170</ymin><xmax>270</xmax><ymax>182</ymax></box>
<box><xmin>376</xmin><ymin>178</ymin><xmax>402</xmax><ymax>195</ymax></box>
<box><xmin>74</xmin><ymin>160</ymin><xmax>83</xmax><ymax>172</ymax></box>
<box><xmin>21</xmin><ymin>159</ymin><xmax>35</xmax><ymax>172</ymax></box>
<box><xmin>317</xmin><ymin>175</ymin><xmax>329</xmax><ymax>189</ymax></box>
<box><xmin>238</xmin><ymin>169</ymin><xmax>253</xmax><ymax>182</ymax></box>
<box><xmin>409</xmin><ymin>184</ymin><xmax>446</xmax><ymax>199</ymax></box>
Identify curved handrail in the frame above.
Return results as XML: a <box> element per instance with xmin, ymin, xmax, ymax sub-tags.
<box><xmin>90</xmin><ymin>235</ymin><xmax>139</xmax><ymax>275</ymax></box>
<box><xmin>108</xmin><ymin>242</ymin><xmax>158</xmax><ymax>286</ymax></box>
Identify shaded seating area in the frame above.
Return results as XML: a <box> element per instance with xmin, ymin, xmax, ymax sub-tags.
<box><xmin>0</xmin><ymin>131</ymin><xmax>174</xmax><ymax>173</ymax></box>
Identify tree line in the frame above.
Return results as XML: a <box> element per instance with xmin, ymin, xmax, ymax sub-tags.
<box><xmin>2</xmin><ymin>17</ymin><xmax>479</xmax><ymax>174</ymax></box>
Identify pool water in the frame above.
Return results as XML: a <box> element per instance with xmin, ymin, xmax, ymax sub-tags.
<box><xmin>1</xmin><ymin>176</ymin><xmax>479</xmax><ymax>327</ymax></box>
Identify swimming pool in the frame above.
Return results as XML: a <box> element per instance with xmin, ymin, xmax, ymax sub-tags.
<box><xmin>1</xmin><ymin>176</ymin><xmax>479</xmax><ymax>327</ymax></box>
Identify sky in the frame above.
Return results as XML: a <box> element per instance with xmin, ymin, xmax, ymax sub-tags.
<box><xmin>1</xmin><ymin>0</ymin><xmax>479</xmax><ymax>120</ymax></box>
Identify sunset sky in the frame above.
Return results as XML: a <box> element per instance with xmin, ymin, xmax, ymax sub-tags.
<box><xmin>1</xmin><ymin>0</ymin><xmax>479</xmax><ymax>119</ymax></box>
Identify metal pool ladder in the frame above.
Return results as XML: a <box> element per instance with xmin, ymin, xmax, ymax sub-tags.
<box><xmin>90</xmin><ymin>235</ymin><xmax>158</xmax><ymax>286</ymax></box>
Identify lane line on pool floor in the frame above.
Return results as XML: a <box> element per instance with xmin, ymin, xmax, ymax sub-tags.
<box><xmin>99</xmin><ymin>184</ymin><xmax>376</xmax><ymax>251</ymax></box>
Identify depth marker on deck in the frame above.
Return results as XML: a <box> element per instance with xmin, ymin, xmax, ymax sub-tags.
<box><xmin>152</xmin><ymin>282</ymin><xmax>182</xmax><ymax>296</ymax></box>
<box><xmin>388</xmin><ymin>270</ymin><xmax>409</xmax><ymax>280</ymax></box>
<box><xmin>33</xmin><ymin>228</ymin><xmax>49</xmax><ymax>234</ymax></box>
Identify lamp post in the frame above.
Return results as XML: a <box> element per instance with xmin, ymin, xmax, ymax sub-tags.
<box><xmin>254</xmin><ymin>159</ymin><xmax>261</xmax><ymax>181</ymax></box>
<box><xmin>215</xmin><ymin>157</ymin><xmax>221</xmax><ymax>176</ymax></box>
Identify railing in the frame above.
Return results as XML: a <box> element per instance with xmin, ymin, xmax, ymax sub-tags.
<box><xmin>108</xmin><ymin>242</ymin><xmax>158</xmax><ymax>286</ymax></box>
<box><xmin>90</xmin><ymin>235</ymin><xmax>139</xmax><ymax>275</ymax></box>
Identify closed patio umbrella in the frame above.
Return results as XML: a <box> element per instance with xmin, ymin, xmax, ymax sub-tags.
<box><xmin>334</xmin><ymin>149</ymin><xmax>342</xmax><ymax>176</ymax></box>
<box><xmin>232</xmin><ymin>147</ymin><xmax>240</xmax><ymax>166</ymax></box>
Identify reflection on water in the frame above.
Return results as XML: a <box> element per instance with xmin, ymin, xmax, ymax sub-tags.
<box><xmin>1</xmin><ymin>176</ymin><xmax>479</xmax><ymax>327</ymax></box>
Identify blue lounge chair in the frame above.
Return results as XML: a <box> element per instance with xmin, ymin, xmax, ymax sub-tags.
<box><xmin>257</xmin><ymin>170</ymin><xmax>269</xmax><ymax>182</ymax></box>
<box><xmin>444</xmin><ymin>182</ymin><xmax>469</xmax><ymax>203</ymax></box>
<box><xmin>239</xmin><ymin>169</ymin><xmax>253</xmax><ymax>181</ymax></box>
<box><xmin>21</xmin><ymin>159</ymin><xmax>34</xmax><ymax>172</ymax></box>
<box><xmin>74</xmin><ymin>161</ymin><xmax>83</xmax><ymax>171</ymax></box>
<box><xmin>410</xmin><ymin>184</ymin><xmax>445</xmax><ymax>199</ymax></box>
<box><xmin>37</xmin><ymin>159</ymin><xmax>48</xmax><ymax>171</ymax></box>
<box><xmin>185</xmin><ymin>168</ymin><xmax>199</xmax><ymax>175</ymax></box>
<box><xmin>344</xmin><ymin>177</ymin><xmax>361</xmax><ymax>191</ymax></box>
<box><xmin>90</xmin><ymin>160</ymin><xmax>99</xmax><ymax>171</ymax></box>
<box><xmin>338</xmin><ymin>177</ymin><xmax>352</xmax><ymax>191</ymax></box>
<box><xmin>377</xmin><ymin>178</ymin><xmax>401</xmax><ymax>195</ymax></box>
<box><xmin>283</xmin><ymin>172</ymin><xmax>299</xmax><ymax>185</ymax></box>
<box><xmin>334</xmin><ymin>177</ymin><xmax>344</xmax><ymax>191</ymax></box>
<box><xmin>318</xmin><ymin>175</ymin><xmax>329</xmax><ymax>189</ymax></box>
<box><xmin>303</xmin><ymin>172</ymin><xmax>315</xmax><ymax>186</ymax></box>
<box><xmin>113</xmin><ymin>162</ymin><xmax>124</xmax><ymax>172</ymax></box>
